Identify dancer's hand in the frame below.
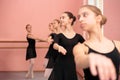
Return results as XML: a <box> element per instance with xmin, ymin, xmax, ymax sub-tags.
<box><xmin>58</xmin><ymin>46</ymin><xmax>67</xmax><ymax>55</ymax></box>
<box><xmin>47</xmin><ymin>37</ymin><xmax>53</xmax><ymax>44</ymax></box>
<box><xmin>89</xmin><ymin>53</ymin><xmax>116</xmax><ymax>80</ymax></box>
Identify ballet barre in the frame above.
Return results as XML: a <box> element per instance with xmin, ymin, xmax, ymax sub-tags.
<box><xmin>0</xmin><ymin>40</ymin><xmax>48</xmax><ymax>49</ymax></box>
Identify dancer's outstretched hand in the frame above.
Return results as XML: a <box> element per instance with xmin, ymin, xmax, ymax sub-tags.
<box><xmin>89</xmin><ymin>53</ymin><xmax>116</xmax><ymax>80</ymax></box>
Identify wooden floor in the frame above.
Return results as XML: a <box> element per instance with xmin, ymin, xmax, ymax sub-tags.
<box><xmin>0</xmin><ymin>71</ymin><xmax>47</xmax><ymax>80</ymax></box>
<box><xmin>0</xmin><ymin>71</ymin><xmax>120</xmax><ymax>80</ymax></box>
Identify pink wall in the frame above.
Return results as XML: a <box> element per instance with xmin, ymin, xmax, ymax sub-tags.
<box><xmin>0</xmin><ymin>0</ymin><xmax>83</xmax><ymax>71</ymax></box>
<box><xmin>0</xmin><ymin>0</ymin><xmax>83</xmax><ymax>40</ymax></box>
<box><xmin>104</xmin><ymin>0</ymin><xmax>120</xmax><ymax>40</ymax></box>
<box><xmin>1</xmin><ymin>0</ymin><xmax>120</xmax><ymax>72</ymax></box>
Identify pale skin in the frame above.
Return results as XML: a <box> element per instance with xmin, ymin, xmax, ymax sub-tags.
<box><xmin>44</xmin><ymin>21</ymin><xmax>61</xmax><ymax>68</ymax></box>
<box><xmin>53</xmin><ymin>13</ymin><xmax>76</xmax><ymax>55</ymax></box>
<box><xmin>44</xmin><ymin>20</ymin><xmax>63</xmax><ymax>78</ymax></box>
<box><xmin>53</xmin><ymin>13</ymin><xmax>84</xmax><ymax>79</ymax></box>
<box><xmin>26</xmin><ymin>25</ymin><xmax>52</xmax><ymax>78</ymax></box>
<box><xmin>26</xmin><ymin>25</ymin><xmax>49</xmax><ymax>42</ymax></box>
<box><xmin>73</xmin><ymin>7</ymin><xmax>120</xmax><ymax>80</ymax></box>
<box><xmin>53</xmin><ymin>19</ymin><xmax>62</xmax><ymax>34</ymax></box>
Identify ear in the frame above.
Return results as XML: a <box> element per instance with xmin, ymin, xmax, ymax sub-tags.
<box><xmin>96</xmin><ymin>15</ymin><xmax>102</xmax><ymax>23</ymax></box>
<box><xmin>69</xmin><ymin>18</ymin><xmax>73</xmax><ymax>23</ymax></box>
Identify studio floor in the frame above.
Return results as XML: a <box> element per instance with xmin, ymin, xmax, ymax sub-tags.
<box><xmin>0</xmin><ymin>71</ymin><xmax>47</xmax><ymax>80</ymax></box>
<box><xmin>0</xmin><ymin>71</ymin><xmax>120</xmax><ymax>80</ymax></box>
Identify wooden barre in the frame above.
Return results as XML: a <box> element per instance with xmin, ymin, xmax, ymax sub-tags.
<box><xmin>0</xmin><ymin>40</ymin><xmax>46</xmax><ymax>43</ymax></box>
<box><xmin>0</xmin><ymin>41</ymin><xmax>27</xmax><ymax>43</ymax></box>
<box><xmin>0</xmin><ymin>46</ymin><xmax>48</xmax><ymax>49</ymax></box>
<box><xmin>0</xmin><ymin>40</ymin><xmax>49</xmax><ymax>49</ymax></box>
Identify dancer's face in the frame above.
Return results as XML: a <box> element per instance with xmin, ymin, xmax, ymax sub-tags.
<box><xmin>26</xmin><ymin>25</ymin><xmax>32</xmax><ymax>33</ymax></box>
<box><xmin>78</xmin><ymin>7</ymin><xmax>98</xmax><ymax>31</ymax></box>
<box><xmin>49</xmin><ymin>23</ymin><xmax>54</xmax><ymax>31</ymax></box>
<box><xmin>60</xmin><ymin>13</ymin><xmax>71</xmax><ymax>27</ymax></box>
<box><xmin>53</xmin><ymin>20</ymin><xmax>59</xmax><ymax>29</ymax></box>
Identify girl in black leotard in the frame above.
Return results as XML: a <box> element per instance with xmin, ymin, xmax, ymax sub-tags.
<box><xmin>25</xmin><ymin>24</ymin><xmax>49</xmax><ymax>79</ymax></box>
<box><xmin>52</xmin><ymin>12</ymin><xmax>85</xmax><ymax>80</ymax></box>
<box><xmin>73</xmin><ymin>5</ymin><xmax>120</xmax><ymax>80</ymax></box>
<box><xmin>44</xmin><ymin>19</ymin><xmax>61</xmax><ymax>79</ymax></box>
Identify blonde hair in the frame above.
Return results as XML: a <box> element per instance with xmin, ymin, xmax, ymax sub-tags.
<box><xmin>54</xmin><ymin>19</ymin><xmax>60</xmax><ymax>24</ymax></box>
<box><xmin>81</xmin><ymin>5</ymin><xmax>107</xmax><ymax>25</ymax></box>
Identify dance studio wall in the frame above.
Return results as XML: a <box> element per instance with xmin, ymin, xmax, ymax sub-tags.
<box><xmin>0</xmin><ymin>0</ymin><xmax>83</xmax><ymax>71</ymax></box>
<box><xmin>104</xmin><ymin>0</ymin><xmax>120</xmax><ymax>40</ymax></box>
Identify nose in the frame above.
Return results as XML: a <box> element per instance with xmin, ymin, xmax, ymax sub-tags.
<box><xmin>78</xmin><ymin>16</ymin><xmax>83</xmax><ymax>22</ymax></box>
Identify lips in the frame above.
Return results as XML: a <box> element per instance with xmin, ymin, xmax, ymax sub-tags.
<box><xmin>79</xmin><ymin>23</ymin><xmax>87</xmax><ymax>30</ymax></box>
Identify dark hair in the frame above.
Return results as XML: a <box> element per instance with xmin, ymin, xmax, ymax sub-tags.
<box><xmin>64</xmin><ymin>11</ymin><xmax>76</xmax><ymax>25</ymax></box>
<box><xmin>26</xmin><ymin>24</ymin><xmax>31</xmax><ymax>29</ymax></box>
